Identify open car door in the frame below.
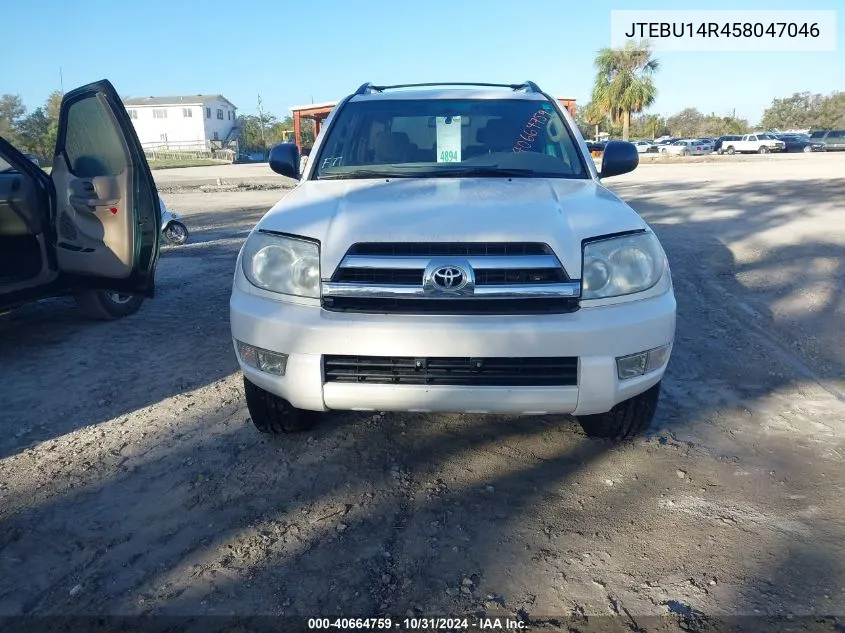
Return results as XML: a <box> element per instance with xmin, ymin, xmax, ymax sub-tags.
<box><xmin>52</xmin><ymin>80</ymin><xmax>160</xmax><ymax>295</ymax></box>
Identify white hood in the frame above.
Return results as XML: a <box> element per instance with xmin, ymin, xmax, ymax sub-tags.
<box><xmin>256</xmin><ymin>178</ymin><xmax>647</xmax><ymax>277</ymax></box>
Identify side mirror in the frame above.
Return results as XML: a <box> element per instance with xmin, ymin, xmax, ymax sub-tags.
<box><xmin>598</xmin><ymin>140</ymin><xmax>639</xmax><ymax>179</ymax></box>
<box><xmin>269</xmin><ymin>142</ymin><xmax>301</xmax><ymax>179</ymax></box>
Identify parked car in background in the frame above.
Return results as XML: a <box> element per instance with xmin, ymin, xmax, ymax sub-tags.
<box><xmin>810</xmin><ymin>130</ymin><xmax>845</xmax><ymax>151</ymax></box>
<box><xmin>659</xmin><ymin>139</ymin><xmax>711</xmax><ymax>156</ymax></box>
<box><xmin>0</xmin><ymin>80</ymin><xmax>160</xmax><ymax>320</ymax></box>
<box><xmin>22</xmin><ymin>153</ymin><xmax>40</xmax><ymax>166</ymax></box>
<box><xmin>721</xmin><ymin>133</ymin><xmax>785</xmax><ymax>154</ymax></box>
<box><xmin>694</xmin><ymin>139</ymin><xmax>715</xmax><ymax>152</ymax></box>
<box><xmin>774</xmin><ymin>134</ymin><xmax>825</xmax><ymax>153</ymax></box>
<box><xmin>632</xmin><ymin>140</ymin><xmax>658</xmax><ymax>153</ymax></box>
<box><xmin>585</xmin><ymin>141</ymin><xmax>606</xmax><ymax>153</ymax></box>
<box><xmin>714</xmin><ymin>135</ymin><xmax>740</xmax><ymax>154</ymax></box>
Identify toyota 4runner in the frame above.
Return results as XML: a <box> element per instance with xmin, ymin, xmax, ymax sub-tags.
<box><xmin>229</xmin><ymin>81</ymin><xmax>676</xmax><ymax>441</ymax></box>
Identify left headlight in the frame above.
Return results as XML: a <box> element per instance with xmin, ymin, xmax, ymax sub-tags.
<box><xmin>242</xmin><ymin>231</ymin><xmax>320</xmax><ymax>298</ymax></box>
<box><xmin>582</xmin><ymin>232</ymin><xmax>667</xmax><ymax>300</ymax></box>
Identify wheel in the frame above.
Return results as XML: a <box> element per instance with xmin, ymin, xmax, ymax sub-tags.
<box><xmin>726</xmin><ymin>146</ymin><xmax>735</xmax><ymax>155</ymax></box>
<box><xmin>576</xmin><ymin>382</ymin><xmax>661</xmax><ymax>442</ymax></box>
<box><xmin>163</xmin><ymin>222</ymin><xmax>189</xmax><ymax>246</ymax></box>
<box><xmin>758</xmin><ymin>146</ymin><xmax>769</xmax><ymax>154</ymax></box>
<box><xmin>681</xmin><ymin>149</ymin><xmax>690</xmax><ymax>156</ymax></box>
<box><xmin>243</xmin><ymin>376</ymin><xmax>320</xmax><ymax>434</ymax></box>
<box><xmin>803</xmin><ymin>145</ymin><xmax>812</xmax><ymax>153</ymax></box>
<box><xmin>73</xmin><ymin>289</ymin><xmax>144</xmax><ymax>320</ymax></box>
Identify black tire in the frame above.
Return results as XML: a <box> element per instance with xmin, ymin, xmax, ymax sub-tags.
<box><xmin>758</xmin><ymin>146</ymin><xmax>769</xmax><ymax>154</ymax></box>
<box><xmin>576</xmin><ymin>382</ymin><xmax>661</xmax><ymax>442</ymax></box>
<box><xmin>243</xmin><ymin>376</ymin><xmax>320</xmax><ymax>434</ymax></box>
<box><xmin>681</xmin><ymin>149</ymin><xmax>690</xmax><ymax>156</ymax></box>
<box><xmin>73</xmin><ymin>289</ymin><xmax>144</xmax><ymax>320</ymax></box>
<box><xmin>726</xmin><ymin>146</ymin><xmax>735</xmax><ymax>155</ymax></box>
<box><xmin>803</xmin><ymin>145</ymin><xmax>812</xmax><ymax>153</ymax></box>
<box><xmin>163</xmin><ymin>222</ymin><xmax>189</xmax><ymax>246</ymax></box>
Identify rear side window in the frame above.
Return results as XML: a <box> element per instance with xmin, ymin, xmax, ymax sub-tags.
<box><xmin>828</xmin><ymin>130</ymin><xmax>845</xmax><ymax>139</ymax></box>
<box><xmin>63</xmin><ymin>94</ymin><xmax>127</xmax><ymax>177</ymax></box>
<box><xmin>809</xmin><ymin>131</ymin><xmax>826</xmax><ymax>139</ymax></box>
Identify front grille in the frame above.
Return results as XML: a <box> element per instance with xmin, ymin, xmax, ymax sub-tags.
<box><xmin>324</xmin><ymin>241</ymin><xmax>579</xmax><ymax>315</ymax></box>
<box><xmin>323</xmin><ymin>355</ymin><xmax>578</xmax><ymax>386</ymax></box>
<box><xmin>347</xmin><ymin>242</ymin><xmax>553</xmax><ymax>257</ymax></box>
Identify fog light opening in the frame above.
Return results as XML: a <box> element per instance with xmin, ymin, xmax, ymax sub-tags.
<box><xmin>235</xmin><ymin>340</ymin><xmax>288</xmax><ymax>376</ymax></box>
<box><xmin>616</xmin><ymin>344</ymin><xmax>671</xmax><ymax>380</ymax></box>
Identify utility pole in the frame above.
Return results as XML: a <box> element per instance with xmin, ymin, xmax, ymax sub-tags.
<box><xmin>59</xmin><ymin>67</ymin><xmax>64</xmax><ymax>94</ymax></box>
<box><xmin>257</xmin><ymin>94</ymin><xmax>267</xmax><ymax>153</ymax></box>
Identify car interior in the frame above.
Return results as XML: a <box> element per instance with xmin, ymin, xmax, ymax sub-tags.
<box><xmin>0</xmin><ymin>154</ymin><xmax>52</xmax><ymax>291</ymax></box>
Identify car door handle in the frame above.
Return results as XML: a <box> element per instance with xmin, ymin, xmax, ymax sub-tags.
<box><xmin>70</xmin><ymin>196</ymin><xmax>121</xmax><ymax>207</ymax></box>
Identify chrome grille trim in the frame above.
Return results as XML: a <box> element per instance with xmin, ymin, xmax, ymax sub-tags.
<box><xmin>322</xmin><ymin>282</ymin><xmax>581</xmax><ymax>299</ymax></box>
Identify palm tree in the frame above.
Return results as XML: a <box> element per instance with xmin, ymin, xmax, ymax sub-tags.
<box><xmin>591</xmin><ymin>40</ymin><xmax>659</xmax><ymax>141</ymax></box>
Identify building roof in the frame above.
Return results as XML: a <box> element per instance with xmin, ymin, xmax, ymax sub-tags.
<box><xmin>123</xmin><ymin>94</ymin><xmax>237</xmax><ymax>108</ymax></box>
<box><xmin>290</xmin><ymin>101</ymin><xmax>338</xmax><ymax>112</ymax></box>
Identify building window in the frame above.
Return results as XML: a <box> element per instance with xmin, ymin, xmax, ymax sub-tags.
<box><xmin>213</xmin><ymin>131</ymin><xmax>219</xmax><ymax>140</ymax></box>
<box><xmin>127</xmin><ymin>109</ymin><xmax>138</xmax><ymax>119</ymax></box>
<box><xmin>227</xmin><ymin>111</ymin><xmax>231</xmax><ymax>120</ymax></box>
<box><xmin>153</xmin><ymin>109</ymin><xmax>167</xmax><ymax>119</ymax></box>
<box><xmin>206</xmin><ymin>107</ymin><xmax>211</xmax><ymax>118</ymax></box>
<box><xmin>182</xmin><ymin>108</ymin><xmax>192</xmax><ymax>118</ymax></box>
<box><xmin>217</xmin><ymin>109</ymin><xmax>224</xmax><ymax>120</ymax></box>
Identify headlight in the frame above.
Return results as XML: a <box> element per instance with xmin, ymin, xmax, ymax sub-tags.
<box><xmin>582</xmin><ymin>232</ymin><xmax>666</xmax><ymax>300</ymax></box>
<box><xmin>242</xmin><ymin>231</ymin><xmax>320</xmax><ymax>298</ymax></box>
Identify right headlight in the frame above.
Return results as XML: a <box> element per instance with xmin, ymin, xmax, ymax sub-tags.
<box><xmin>242</xmin><ymin>231</ymin><xmax>320</xmax><ymax>298</ymax></box>
<box><xmin>582</xmin><ymin>232</ymin><xmax>667</xmax><ymax>300</ymax></box>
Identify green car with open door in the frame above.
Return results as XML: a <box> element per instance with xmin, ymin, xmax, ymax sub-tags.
<box><xmin>0</xmin><ymin>80</ymin><xmax>160</xmax><ymax>319</ymax></box>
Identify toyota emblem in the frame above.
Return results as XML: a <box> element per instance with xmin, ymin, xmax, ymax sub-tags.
<box><xmin>423</xmin><ymin>260</ymin><xmax>475</xmax><ymax>296</ymax></box>
<box><xmin>432</xmin><ymin>266</ymin><xmax>465</xmax><ymax>289</ymax></box>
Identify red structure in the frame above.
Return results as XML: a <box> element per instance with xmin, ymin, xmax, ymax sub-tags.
<box><xmin>557</xmin><ymin>97</ymin><xmax>577</xmax><ymax>117</ymax></box>
<box><xmin>290</xmin><ymin>102</ymin><xmax>336</xmax><ymax>154</ymax></box>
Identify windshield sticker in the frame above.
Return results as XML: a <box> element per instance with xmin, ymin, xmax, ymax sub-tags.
<box><xmin>436</xmin><ymin>116</ymin><xmax>462</xmax><ymax>162</ymax></box>
<box><xmin>513</xmin><ymin>109</ymin><xmax>551</xmax><ymax>153</ymax></box>
<box><xmin>321</xmin><ymin>156</ymin><xmax>342</xmax><ymax>169</ymax></box>
<box><xmin>546</xmin><ymin>117</ymin><xmax>564</xmax><ymax>142</ymax></box>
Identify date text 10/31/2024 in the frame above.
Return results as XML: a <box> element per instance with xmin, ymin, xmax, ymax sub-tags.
<box><xmin>307</xmin><ymin>617</ymin><xmax>527</xmax><ymax>630</ymax></box>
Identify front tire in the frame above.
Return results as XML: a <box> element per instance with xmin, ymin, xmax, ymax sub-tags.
<box><xmin>73</xmin><ymin>289</ymin><xmax>144</xmax><ymax>320</ymax></box>
<box><xmin>726</xmin><ymin>146</ymin><xmax>736</xmax><ymax>155</ymax></box>
<box><xmin>163</xmin><ymin>222</ymin><xmax>189</xmax><ymax>246</ymax></box>
<box><xmin>576</xmin><ymin>382</ymin><xmax>661</xmax><ymax>442</ymax></box>
<box><xmin>758</xmin><ymin>146</ymin><xmax>769</xmax><ymax>154</ymax></box>
<box><xmin>803</xmin><ymin>145</ymin><xmax>812</xmax><ymax>153</ymax></box>
<box><xmin>243</xmin><ymin>376</ymin><xmax>320</xmax><ymax>434</ymax></box>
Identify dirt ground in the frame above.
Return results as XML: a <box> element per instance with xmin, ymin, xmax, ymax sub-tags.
<box><xmin>1</xmin><ymin>153</ymin><xmax>844</xmax><ymax>629</ymax></box>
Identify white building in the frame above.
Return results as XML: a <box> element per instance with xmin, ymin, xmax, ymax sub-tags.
<box><xmin>123</xmin><ymin>94</ymin><xmax>239</xmax><ymax>151</ymax></box>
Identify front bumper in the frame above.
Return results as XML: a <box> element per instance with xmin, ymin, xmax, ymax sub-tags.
<box><xmin>230</xmin><ymin>284</ymin><xmax>676</xmax><ymax>417</ymax></box>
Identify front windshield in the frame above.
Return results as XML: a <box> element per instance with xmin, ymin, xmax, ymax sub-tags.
<box><xmin>312</xmin><ymin>98</ymin><xmax>588</xmax><ymax>180</ymax></box>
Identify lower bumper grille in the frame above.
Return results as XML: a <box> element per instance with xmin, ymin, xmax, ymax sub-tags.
<box><xmin>323</xmin><ymin>356</ymin><xmax>578</xmax><ymax>387</ymax></box>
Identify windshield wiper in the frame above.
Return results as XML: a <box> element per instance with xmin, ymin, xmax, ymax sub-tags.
<box><xmin>318</xmin><ymin>169</ymin><xmax>420</xmax><ymax>180</ymax></box>
<box><xmin>425</xmin><ymin>166</ymin><xmax>536</xmax><ymax>178</ymax></box>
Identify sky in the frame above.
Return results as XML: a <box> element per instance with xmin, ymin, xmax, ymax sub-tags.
<box><xmin>5</xmin><ymin>0</ymin><xmax>843</xmax><ymax>125</ymax></box>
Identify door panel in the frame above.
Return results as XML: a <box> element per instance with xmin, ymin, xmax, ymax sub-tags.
<box><xmin>53</xmin><ymin>80</ymin><xmax>160</xmax><ymax>295</ymax></box>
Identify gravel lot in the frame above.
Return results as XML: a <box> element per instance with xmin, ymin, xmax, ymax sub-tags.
<box><xmin>1</xmin><ymin>153</ymin><xmax>843</xmax><ymax>628</ymax></box>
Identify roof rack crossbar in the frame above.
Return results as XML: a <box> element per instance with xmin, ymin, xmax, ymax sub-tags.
<box><xmin>363</xmin><ymin>82</ymin><xmax>542</xmax><ymax>93</ymax></box>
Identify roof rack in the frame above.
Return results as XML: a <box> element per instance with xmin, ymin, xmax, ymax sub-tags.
<box><xmin>354</xmin><ymin>81</ymin><xmax>543</xmax><ymax>95</ymax></box>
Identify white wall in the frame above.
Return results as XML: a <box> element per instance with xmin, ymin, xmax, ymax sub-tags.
<box><xmin>127</xmin><ymin>104</ymin><xmax>206</xmax><ymax>149</ymax></box>
<box><xmin>202</xmin><ymin>98</ymin><xmax>238</xmax><ymax>143</ymax></box>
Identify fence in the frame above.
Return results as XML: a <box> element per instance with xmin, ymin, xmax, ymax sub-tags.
<box><xmin>142</xmin><ymin>148</ymin><xmax>235</xmax><ymax>163</ymax></box>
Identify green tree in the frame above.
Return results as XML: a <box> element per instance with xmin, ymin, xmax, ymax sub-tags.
<box><xmin>815</xmin><ymin>92</ymin><xmax>845</xmax><ymax>129</ymax></box>
<box><xmin>666</xmin><ymin>108</ymin><xmax>704</xmax><ymax>138</ymax></box>
<box><xmin>591</xmin><ymin>39</ymin><xmax>659</xmax><ymax>140</ymax></box>
<box><xmin>760</xmin><ymin>92</ymin><xmax>825</xmax><ymax>130</ymax></box>
<box><xmin>0</xmin><ymin>94</ymin><xmax>27</xmax><ymax>142</ymax></box>
<box><xmin>16</xmin><ymin>107</ymin><xmax>52</xmax><ymax>157</ymax></box>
